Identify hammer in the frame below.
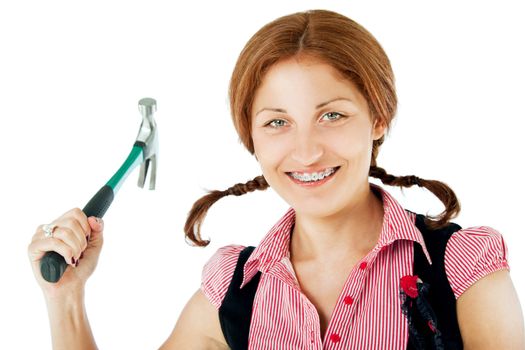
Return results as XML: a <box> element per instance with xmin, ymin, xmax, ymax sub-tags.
<box><xmin>40</xmin><ymin>97</ymin><xmax>159</xmax><ymax>283</ymax></box>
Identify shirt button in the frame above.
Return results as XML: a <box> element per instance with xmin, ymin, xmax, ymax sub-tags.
<box><xmin>343</xmin><ymin>296</ymin><xmax>354</xmax><ymax>305</ymax></box>
<box><xmin>330</xmin><ymin>333</ymin><xmax>341</xmax><ymax>343</ymax></box>
<box><xmin>359</xmin><ymin>261</ymin><xmax>367</xmax><ymax>270</ymax></box>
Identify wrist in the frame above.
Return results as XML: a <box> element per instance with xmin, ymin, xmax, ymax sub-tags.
<box><xmin>44</xmin><ymin>283</ymin><xmax>85</xmax><ymax>307</ymax></box>
<box><xmin>45</xmin><ymin>286</ymin><xmax>97</xmax><ymax>350</ymax></box>
<box><xmin>45</xmin><ymin>287</ymin><xmax>86</xmax><ymax>326</ymax></box>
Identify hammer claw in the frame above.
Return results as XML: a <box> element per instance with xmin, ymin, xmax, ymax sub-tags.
<box><xmin>148</xmin><ymin>154</ymin><xmax>157</xmax><ymax>190</ymax></box>
<box><xmin>137</xmin><ymin>155</ymin><xmax>157</xmax><ymax>190</ymax></box>
<box><xmin>137</xmin><ymin>158</ymin><xmax>149</xmax><ymax>189</ymax></box>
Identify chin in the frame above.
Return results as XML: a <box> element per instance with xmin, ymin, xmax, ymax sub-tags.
<box><xmin>289</xmin><ymin>199</ymin><xmax>343</xmax><ymax>218</ymax></box>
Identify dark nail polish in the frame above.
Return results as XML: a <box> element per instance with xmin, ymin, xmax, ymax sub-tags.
<box><xmin>75</xmin><ymin>260</ymin><xmax>79</xmax><ymax>267</ymax></box>
<box><xmin>71</xmin><ymin>257</ymin><xmax>76</xmax><ymax>265</ymax></box>
<box><xmin>80</xmin><ymin>252</ymin><xmax>84</xmax><ymax>260</ymax></box>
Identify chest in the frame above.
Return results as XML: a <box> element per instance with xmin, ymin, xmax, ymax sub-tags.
<box><xmin>291</xmin><ymin>256</ymin><xmax>366</xmax><ymax>338</ymax></box>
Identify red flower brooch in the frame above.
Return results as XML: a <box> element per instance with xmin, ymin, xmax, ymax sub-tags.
<box><xmin>400</xmin><ymin>275</ymin><xmax>420</xmax><ymax>298</ymax></box>
<box><xmin>399</xmin><ymin>275</ymin><xmax>444</xmax><ymax>350</ymax></box>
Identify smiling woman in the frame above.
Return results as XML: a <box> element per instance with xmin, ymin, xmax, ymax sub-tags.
<box><xmin>179</xmin><ymin>8</ymin><xmax>525</xmax><ymax>350</ymax></box>
<box><xmin>26</xmin><ymin>7</ymin><xmax>524</xmax><ymax>350</ymax></box>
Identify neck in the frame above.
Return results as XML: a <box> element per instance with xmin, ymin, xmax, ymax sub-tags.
<box><xmin>290</xmin><ymin>183</ymin><xmax>384</xmax><ymax>264</ymax></box>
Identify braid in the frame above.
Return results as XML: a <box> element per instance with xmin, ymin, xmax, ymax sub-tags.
<box><xmin>226</xmin><ymin>175</ymin><xmax>269</xmax><ymax>196</ymax></box>
<box><xmin>369</xmin><ymin>165</ymin><xmax>461</xmax><ymax>230</ymax></box>
<box><xmin>184</xmin><ymin>175</ymin><xmax>269</xmax><ymax>247</ymax></box>
<box><xmin>369</xmin><ymin>166</ymin><xmax>423</xmax><ymax>188</ymax></box>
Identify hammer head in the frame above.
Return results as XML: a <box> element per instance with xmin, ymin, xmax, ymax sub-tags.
<box><xmin>136</xmin><ymin>97</ymin><xmax>158</xmax><ymax>190</ymax></box>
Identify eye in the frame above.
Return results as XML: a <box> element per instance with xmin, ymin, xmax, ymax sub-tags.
<box><xmin>265</xmin><ymin>119</ymin><xmax>287</xmax><ymax>128</ymax></box>
<box><xmin>321</xmin><ymin>111</ymin><xmax>345</xmax><ymax>122</ymax></box>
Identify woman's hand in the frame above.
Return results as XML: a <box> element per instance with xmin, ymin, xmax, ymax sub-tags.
<box><xmin>28</xmin><ymin>208</ymin><xmax>104</xmax><ymax>298</ymax></box>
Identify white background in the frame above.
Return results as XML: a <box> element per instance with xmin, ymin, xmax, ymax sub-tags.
<box><xmin>1</xmin><ymin>1</ymin><xmax>524</xmax><ymax>348</ymax></box>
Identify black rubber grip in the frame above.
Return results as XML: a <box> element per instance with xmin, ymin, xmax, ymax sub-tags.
<box><xmin>40</xmin><ymin>185</ymin><xmax>115</xmax><ymax>283</ymax></box>
<box><xmin>82</xmin><ymin>185</ymin><xmax>115</xmax><ymax>218</ymax></box>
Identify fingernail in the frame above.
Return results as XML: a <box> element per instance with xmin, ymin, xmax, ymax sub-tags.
<box><xmin>71</xmin><ymin>257</ymin><xmax>76</xmax><ymax>265</ymax></box>
<box><xmin>75</xmin><ymin>260</ymin><xmax>79</xmax><ymax>267</ymax></box>
<box><xmin>80</xmin><ymin>252</ymin><xmax>84</xmax><ymax>260</ymax></box>
<box><xmin>95</xmin><ymin>217</ymin><xmax>101</xmax><ymax>224</ymax></box>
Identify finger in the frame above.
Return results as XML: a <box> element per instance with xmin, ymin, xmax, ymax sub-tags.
<box><xmin>28</xmin><ymin>237</ymin><xmax>77</xmax><ymax>267</ymax></box>
<box><xmin>32</xmin><ymin>224</ymin><xmax>48</xmax><ymax>243</ymax></box>
<box><xmin>54</xmin><ymin>208</ymin><xmax>90</xmax><ymax>238</ymax></box>
<box><xmin>66</xmin><ymin>208</ymin><xmax>90</xmax><ymax>236</ymax></box>
<box><xmin>42</xmin><ymin>226</ymin><xmax>83</xmax><ymax>261</ymax></box>
<box><xmin>60</xmin><ymin>216</ymin><xmax>89</xmax><ymax>251</ymax></box>
<box><xmin>33</xmin><ymin>223</ymin><xmax>63</xmax><ymax>243</ymax></box>
<box><xmin>86</xmin><ymin>217</ymin><xmax>104</xmax><ymax>249</ymax></box>
<box><xmin>87</xmin><ymin>216</ymin><xmax>104</xmax><ymax>236</ymax></box>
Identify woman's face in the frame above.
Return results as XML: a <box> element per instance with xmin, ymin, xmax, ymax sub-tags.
<box><xmin>251</xmin><ymin>56</ymin><xmax>385</xmax><ymax>218</ymax></box>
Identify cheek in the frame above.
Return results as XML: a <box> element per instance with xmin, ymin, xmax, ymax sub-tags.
<box><xmin>252</xmin><ymin>132</ymin><xmax>288</xmax><ymax>170</ymax></box>
<box><xmin>326</xmin><ymin>127</ymin><xmax>372</xmax><ymax>160</ymax></box>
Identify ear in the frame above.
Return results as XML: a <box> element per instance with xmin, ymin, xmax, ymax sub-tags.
<box><xmin>372</xmin><ymin>118</ymin><xmax>386</xmax><ymax>141</ymax></box>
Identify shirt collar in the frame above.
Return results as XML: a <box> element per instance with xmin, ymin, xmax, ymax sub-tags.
<box><xmin>240</xmin><ymin>182</ymin><xmax>432</xmax><ymax>289</ymax></box>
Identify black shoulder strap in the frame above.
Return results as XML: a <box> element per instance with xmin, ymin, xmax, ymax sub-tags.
<box><xmin>409</xmin><ymin>212</ymin><xmax>464</xmax><ymax>350</ymax></box>
<box><xmin>218</xmin><ymin>246</ymin><xmax>261</xmax><ymax>350</ymax></box>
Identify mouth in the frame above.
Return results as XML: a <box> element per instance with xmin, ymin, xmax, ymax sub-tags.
<box><xmin>285</xmin><ymin>166</ymin><xmax>341</xmax><ymax>186</ymax></box>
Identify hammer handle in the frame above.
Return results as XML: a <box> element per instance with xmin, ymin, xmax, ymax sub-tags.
<box><xmin>40</xmin><ymin>185</ymin><xmax>115</xmax><ymax>283</ymax></box>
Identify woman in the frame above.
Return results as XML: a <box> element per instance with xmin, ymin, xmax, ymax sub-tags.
<box><xmin>28</xmin><ymin>9</ymin><xmax>524</xmax><ymax>349</ymax></box>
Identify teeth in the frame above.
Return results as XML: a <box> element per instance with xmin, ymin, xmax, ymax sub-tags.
<box><xmin>290</xmin><ymin>167</ymin><xmax>337</xmax><ymax>182</ymax></box>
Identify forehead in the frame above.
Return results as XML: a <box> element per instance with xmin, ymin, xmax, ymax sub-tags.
<box><xmin>251</xmin><ymin>57</ymin><xmax>365</xmax><ymax>115</ymax></box>
<box><xmin>270</xmin><ymin>55</ymin><xmax>348</xmax><ymax>79</ymax></box>
<box><xmin>262</xmin><ymin>56</ymin><xmax>351</xmax><ymax>89</ymax></box>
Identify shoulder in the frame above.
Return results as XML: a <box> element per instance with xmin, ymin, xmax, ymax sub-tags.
<box><xmin>200</xmin><ymin>244</ymin><xmax>246</xmax><ymax>309</ymax></box>
<box><xmin>444</xmin><ymin>225</ymin><xmax>510</xmax><ymax>300</ymax></box>
<box><xmin>444</xmin><ymin>226</ymin><xmax>525</xmax><ymax>348</ymax></box>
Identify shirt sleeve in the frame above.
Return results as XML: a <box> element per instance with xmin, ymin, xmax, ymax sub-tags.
<box><xmin>444</xmin><ymin>225</ymin><xmax>510</xmax><ymax>300</ymax></box>
<box><xmin>200</xmin><ymin>244</ymin><xmax>246</xmax><ymax>309</ymax></box>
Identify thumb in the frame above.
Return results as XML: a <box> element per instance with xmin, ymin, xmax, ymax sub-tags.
<box><xmin>88</xmin><ymin>216</ymin><xmax>104</xmax><ymax>237</ymax></box>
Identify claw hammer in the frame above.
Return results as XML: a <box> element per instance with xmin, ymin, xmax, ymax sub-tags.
<box><xmin>40</xmin><ymin>97</ymin><xmax>159</xmax><ymax>283</ymax></box>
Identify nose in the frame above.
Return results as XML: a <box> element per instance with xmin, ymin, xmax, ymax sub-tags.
<box><xmin>290</xmin><ymin>127</ymin><xmax>324</xmax><ymax>166</ymax></box>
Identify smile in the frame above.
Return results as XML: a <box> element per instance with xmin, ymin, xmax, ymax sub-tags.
<box><xmin>285</xmin><ymin>166</ymin><xmax>340</xmax><ymax>184</ymax></box>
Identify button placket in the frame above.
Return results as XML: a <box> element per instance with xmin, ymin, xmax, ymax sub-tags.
<box><xmin>321</xmin><ymin>265</ymin><xmax>361</xmax><ymax>347</ymax></box>
<box><xmin>304</xmin><ymin>300</ymin><xmax>321</xmax><ymax>346</ymax></box>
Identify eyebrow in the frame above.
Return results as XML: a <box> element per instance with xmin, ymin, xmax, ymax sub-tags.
<box><xmin>254</xmin><ymin>97</ymin><xmax>354</xmax><ymax>117</ymax></box>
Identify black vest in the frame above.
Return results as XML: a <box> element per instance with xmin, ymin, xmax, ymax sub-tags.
<box><xmin>218</xmin><ymin>212</ymin><xmax>464</xmax><ymax>350</ymax></box>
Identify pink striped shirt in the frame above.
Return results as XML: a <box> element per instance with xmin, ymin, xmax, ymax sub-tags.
<box><xmin>201</xmin><ymin>183</ymin><xmax>510</xmax><ymax>349</ymax></box>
